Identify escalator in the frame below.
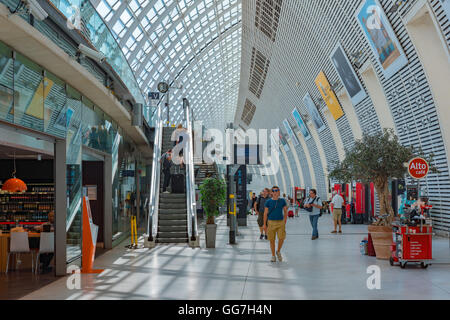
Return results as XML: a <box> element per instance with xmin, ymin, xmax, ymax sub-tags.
<box><xmin>156</xmin><ymin>127</ymin><xmax>188</xmax><ymax>243</ymax></box>
<box><xmin>146</xmin><ymin>98</ymin><xmax>199</xmax><ymax>247</ymax></box>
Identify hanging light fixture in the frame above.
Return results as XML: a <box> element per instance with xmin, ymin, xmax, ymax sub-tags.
<box><xmin>1</xmin><ymin>152</ymin><xmax>27</xmax><ymax>193</ymax></box>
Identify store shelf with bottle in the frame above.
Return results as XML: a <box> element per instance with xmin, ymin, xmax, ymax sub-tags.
<box><xmin>0</xmin><ymin>184</ymin><xmax>54</xmax><ymax>232</ymax></box>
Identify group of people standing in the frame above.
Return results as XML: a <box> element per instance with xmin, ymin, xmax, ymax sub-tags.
<box><xmin>251</xmin><ymin>188</ymin><xmax>345</xmax><ymax>263</ymax></box>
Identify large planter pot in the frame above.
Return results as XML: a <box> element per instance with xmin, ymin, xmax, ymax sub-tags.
<box><xmin>368</xmin><ymin>225</ymin><xmax>393</xmax><ymax>260</ymax></box>
<box><xmin>205</xmin><ymin>223</ymin><xmax>217</xmax><ymax>248</ymax></box>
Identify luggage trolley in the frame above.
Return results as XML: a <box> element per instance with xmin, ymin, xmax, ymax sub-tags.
<box><xmin>390</xmin><ymin>204</ymin><xmax>433</xmax><ymax>269</ymax></box>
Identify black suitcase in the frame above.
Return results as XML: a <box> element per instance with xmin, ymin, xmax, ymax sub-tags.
<box><xmin>171</xmin><ymin>174</ymin><xmax>185</xmax><ymax>193</ymax></box>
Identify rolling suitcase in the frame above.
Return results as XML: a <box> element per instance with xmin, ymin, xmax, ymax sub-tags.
<box><xmin>171</xmin><ymin>174</ymin><xmax>185</xmax><ymax>193</ymax></box>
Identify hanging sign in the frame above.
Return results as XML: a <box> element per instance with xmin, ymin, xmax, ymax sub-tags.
<box><xmin>408</xmin><ymin>158</ymin><xmax>429</xmax><ymax>179</ymax></box>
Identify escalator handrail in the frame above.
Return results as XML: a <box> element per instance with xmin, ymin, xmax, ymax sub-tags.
<box><xmin>147</xmin><ymin>103</ymin><xmax>163</xmax><ymax>238</ymax></box>
<box><xmin>183</xmin><ymin>99</ymin><xmax>198</xmax><ymax>240</ymax></box>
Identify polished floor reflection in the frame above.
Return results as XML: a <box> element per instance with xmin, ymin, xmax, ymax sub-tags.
<box><xmin>20</xmin><ymin>214</ymin><xmax>450</xmax><ymax>300</ymax></box>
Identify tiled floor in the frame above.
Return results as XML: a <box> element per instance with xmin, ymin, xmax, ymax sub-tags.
<box><xmin>20</xmin><ymin>214</ymin><xmax>450</xmax><ymax>300</ymax></box>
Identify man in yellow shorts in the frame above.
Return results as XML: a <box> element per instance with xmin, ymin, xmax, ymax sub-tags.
<box><xmin>263</xmin><ymin>186</ymin><xmax>288</xmax><ymax>262</ymax></box>
<box><xmin>331</xmin><ymin>191</ymin><xmax>344</xmax><ymax>234</ymax></box>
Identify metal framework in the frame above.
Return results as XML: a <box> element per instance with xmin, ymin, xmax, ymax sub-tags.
<box><xmin>91</xmin><ymin>0</ymin><xmax>242</xmax><ymax>131</ymax></box>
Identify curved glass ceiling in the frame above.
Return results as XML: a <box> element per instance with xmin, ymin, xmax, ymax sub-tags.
<box><xmin>92</xmin><ymin>0</ymin><xmax>242</xmax><ymax>131</ymax></box>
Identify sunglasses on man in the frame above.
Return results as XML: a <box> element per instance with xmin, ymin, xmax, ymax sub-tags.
<box><xmin>272</xmin><ymin>189</ymin><xmax>280</xmax><ymax>192</ymax></box>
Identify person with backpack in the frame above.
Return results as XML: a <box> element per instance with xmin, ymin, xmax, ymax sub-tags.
<box><xmin>255</xmin><ymin>188</ymin><xmax>270</xmax><ymax>240</ymax></box>
<box><xmin>160</xmin><ymin>149</ymin><xmax>173</xmax><ymax>193</ymax></box>
<box><xmin>263</xmin><ymin>186</ymin><xmax>288</xmax><ymax>262</ymax></box>
<box><xmin>303</xmin><ymin>189</ymin><xmax>323</xmax><ymax>240</ymax></box>
<box><xmin>250</xmin><ymin>193</ymin><xmax>257</xmax><ymax>215</ymax></box>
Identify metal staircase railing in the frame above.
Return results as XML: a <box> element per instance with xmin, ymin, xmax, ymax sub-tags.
<box><xmin>147</xmin><ymin>101</ymin><xmax>163</xmax><ymax>241</ymax></box>
<box><xmin>183</xmin><ymin>98</ymin><xmax>198</xmax><ymax>245</ymax></box>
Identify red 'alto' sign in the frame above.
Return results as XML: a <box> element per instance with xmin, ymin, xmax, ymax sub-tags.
<box><xmin>408</xmin><ymin>158</ymin><xmax>429</xmax><ymax>179</ymax></box>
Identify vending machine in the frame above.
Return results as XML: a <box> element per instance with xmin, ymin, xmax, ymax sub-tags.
<box><xmin>294</xmin><ymin>187</ymin><xmax>306</xmax><ymax>208</ymax></box>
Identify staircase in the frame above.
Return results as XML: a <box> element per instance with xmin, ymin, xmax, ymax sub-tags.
<box><xmin>67</xmin><ymin>213</ymin><xmax>81</xmax><ymax>246</ymax></box>
<box><xmin>156</xmin><ymin>127</ymin><xmax>189</xmax><ymax>244</ymax></box>
<box><xmin>194</xmin><ymin>163</ymin><xmax>218</xmax><ymax>185</ymax></box>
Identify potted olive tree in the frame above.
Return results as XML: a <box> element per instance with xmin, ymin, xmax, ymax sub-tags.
<box><xmin>199</xmin><ymin>177</ymin><xmax>226</xmax><ymax>248</ymax></box>
<box><xmin>328</xmin><ymin>129</ymin><xmax>437</xmax><ymax>259</ymax></box>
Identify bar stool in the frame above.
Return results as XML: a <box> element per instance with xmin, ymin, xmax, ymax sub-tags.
<box><xmin>6</xmin><ymin>232</ymin><xmax>34</xmax><ymax>274</ymax></box>
<box><xmin>34</xmin><ymin>232</ymin><xmax>54</xmax><ymax>274</ymax></box>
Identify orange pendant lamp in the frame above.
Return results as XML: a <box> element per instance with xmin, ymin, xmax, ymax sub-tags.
<box><xmin>1</xmin><ymin>152</ymin><xmax>27</xmax><ymax>193</ymax></box>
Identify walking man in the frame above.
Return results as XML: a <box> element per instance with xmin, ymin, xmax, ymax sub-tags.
<box><xmin>331</xmin><ymin>191</ymin><xmax>344</xmax><ymax>234</ymax></box>
<box><xmin>255</xmin><ymin>188</ymin><xmax>270</xmax><ymax>240</ymax></box>
<box><xmin>263</xmin><ymin>186</ymin><xmax>288</xmax><ymax>262</ymax></box>
<box><xmin>304</xmin><ymin>189</ymin><xmax>322</xmax><ymax>240</ymax></box>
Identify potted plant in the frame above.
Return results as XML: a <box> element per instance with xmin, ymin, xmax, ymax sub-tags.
<box><xmin>328</xmin><ymin>129</ymin><xmax>437</xmax><ymax>259</ymax></box>
<box><xmin>199</xmin><ymin>177</ymin><xmax>226</xmax><ymax>248</ymax></box>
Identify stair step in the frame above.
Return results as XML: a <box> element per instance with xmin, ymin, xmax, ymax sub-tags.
<box><xmin>159</xmin><ymin>225</ymin><xmax>188</xmax><ymax>232</ymax></box>
<box><xmin>158</xmin><ymin>219</ymin><xmax>188</xmax><ymax>226</ymax></box>
<box><xmin>159</xmin><ymin>214</ymin><xmax>187</xmax><ymax>220</ymax></box>
<box><xmin>159</xmin><ymin>202</ymin><xmax>187</xmax><ymax>209</ymax></box>
<box><xmin>159</xmin><ymin>208</ymin><xmax>187</xmax><ymax>215</ymax></box>
<box><xmin>156</xmin><ymin>238</ymin><xmax>188</xmax><ymax>244</ymax></box>
<box><xmin>160</xmin><ymin>193</ymin><xmax>186</xmax><ymax>199</ymax></box>
<box><xmin>66</xmin><ymin>239</ymin><xmax>81</xmax><ymax>245</ymax></box>
<box><xmin>67</xmin><ymin>232</ymin><xmax>81</xmax><ymax>239</ymax></box>
<box><xmin>157</xmin><ymin>231</ymin><xmax>188</xmax><ymax>238</ymax></box>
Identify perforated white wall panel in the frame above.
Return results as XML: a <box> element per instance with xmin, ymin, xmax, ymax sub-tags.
<box><xmin>236</xmin><ymin>0</ymin><xmax>450</xmax><ymax>233</ymax></box>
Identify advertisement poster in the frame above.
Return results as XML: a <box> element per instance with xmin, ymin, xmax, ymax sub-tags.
<box><xmin>282</xmin><ymin>119</ymin><xmax>300</xmax><ymax>147</ymax></box>
<box><xmin>314</xmin><ymin>71</ymin><xmax>344</xmax><ymax>121</ymax></box>
<box><xmin>291</xmin><ymin>108</ymin><xmax>311</xmax><ymax>140</ymax></box>
<box><xmin>303</xmin><ymin>93</ymin><xmax>326</xmax><ymax>132</ymax></box>
<box><xmin>276</xmin><ymin>130</ymin><xmax>290</xmax><ymax>152</ymax></box>
<box><xmin>356</xmin><ymin>0</ymin><xmax>408</xmax><ymax>79</ymax></box>
<box><xmin>330</xmin><ymin>43</ymin><xmax>367</xmax><ymax>105</ymax></box>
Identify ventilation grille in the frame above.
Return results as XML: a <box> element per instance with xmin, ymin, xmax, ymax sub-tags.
<box><xmin>249</xmin><ymin>48</ymin><xmax>270</xmax><ymax>98</ymax></box>
<box><xmin>255</xmin><ymin>0</ymin><xmax>283</xmax><ymax>42</ymax></box>
<box><xmin>241</xmin><ymin>99</ymin><xmax>257</xmax><ymax>126</ymax></box>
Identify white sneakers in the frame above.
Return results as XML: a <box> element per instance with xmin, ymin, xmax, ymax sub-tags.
<box><xmin>270</xmin><ymin>252</ymin><xmax>283</xmax><ymax>262</ymax></box>
<box><xmin>276</xmin><ymin>251</ymin><xmax>283</xmax><ymax>262</ymax></box>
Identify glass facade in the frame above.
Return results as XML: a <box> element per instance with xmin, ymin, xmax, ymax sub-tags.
<box><xmin>0</xmin><ymin>40</ymin><xmax>150</xmax><ymax>261</ymax></box>
<box><xmin>48</xmin><ymin>0</ymin><xmax>144</xmax><ymax>104</ymax></box>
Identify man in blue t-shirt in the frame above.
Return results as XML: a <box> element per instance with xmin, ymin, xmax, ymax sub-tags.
<box><xmin>263</xmin><ymin>186</ymin><xmax>288</xmax><ymax>262</ymax></box>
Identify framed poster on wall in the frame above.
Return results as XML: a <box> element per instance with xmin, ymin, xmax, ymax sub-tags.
<box><xmin>282</xmin><ymin>119</ymin><xmax>300</xmax><ymax>146</ymax></box>
<box><xmin>291</xmin><ymin>108</ymin><xmax>311</xmax><ymax>140</ymax></box>
<box><xmin>303</xmin><ymin>93</ymin><xmax>326</xmax><ymax>133</ymax></box>
<box><xmin>314</xmin><ymin>71</ymin><xmax>344</xmax><ymax>121</ymax></box>
<box><xmin>355</xmin><ymin>0</ymin><xmax>408</xmax><ymax>79</ymax></box>
<box><xmin>330</xmin><ymin>43</ymin><xmax>368</xmax><ymax>105</ymax></box>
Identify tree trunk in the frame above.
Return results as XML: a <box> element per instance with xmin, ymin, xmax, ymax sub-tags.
<box><xmin>373</xmin><ymin>177</ymin><xmax>394</xmax><ymax>226</ymax></box>
<box><xmin>207</xmin><ymin>216</ymin><xmax>215</xmax><ymax>225</ymax></box>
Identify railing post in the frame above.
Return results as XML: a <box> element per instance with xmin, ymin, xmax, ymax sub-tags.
<box><xmin>229</xmin><ymin>194</ymin><xmax>237</xmax><ymax>245</ymax></box>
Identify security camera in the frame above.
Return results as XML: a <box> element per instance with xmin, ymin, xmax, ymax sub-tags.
<box><xmin>25</xmin><ymin>0</ymin><xmax>48</xmax><ymax>21</ymax></box>
<box><xmin>78</xmin><ymin>43</ymin><xmax>106</xmax><ymax>63</ymax></box>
